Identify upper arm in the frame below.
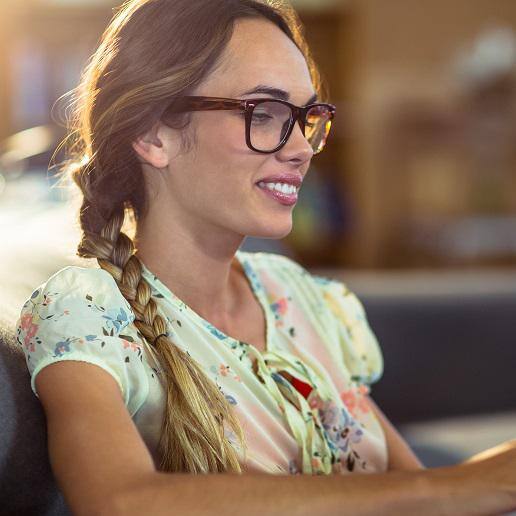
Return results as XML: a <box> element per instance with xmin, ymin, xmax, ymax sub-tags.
<box><xmin>15</xmin><ymin>266</ymin><xmax>159</xmax><ymax>514</ymax></box>
<box><xmin>366</xmin><ymin>395</ymin><xmax>425</xmax><ymax>471</ymax></box>
<box><xmin>15</xmin><ymin>265</ymin><xmax>152</xmax><ymax>416</ymax></box>
<box><xmin>37</xmin><ymin>360</ymin><xmax>156</xmax><ymax>516</ymax></box>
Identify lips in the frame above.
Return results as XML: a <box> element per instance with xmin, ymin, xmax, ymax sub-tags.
<box><xmin>255</xmin><ymin>173</ymin><xmax>303</xmax><ymax>188</ymax></box>
<box><xmin>257</xmin><ymin>182</ymin><xmax>298</xmax><ymax>206</ymax></box>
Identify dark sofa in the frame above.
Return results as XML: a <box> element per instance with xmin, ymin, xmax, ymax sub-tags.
<box><xmin>0</xmin><ymin>324</ymin><xmax>70</xmax><ymax>516</ymax></box>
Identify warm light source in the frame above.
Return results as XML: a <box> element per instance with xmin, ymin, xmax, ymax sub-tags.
<box><xmin>37</xmin><ymin>0</ymin><xmax>111</xmax><ymax>4</ymax></box>
<box><xmin>0</xmin><ymin>125</ymin><xmax>59</xmax><ymax>177</ymax></box>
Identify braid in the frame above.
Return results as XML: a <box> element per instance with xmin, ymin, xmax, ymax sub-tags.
<box><xmin>75</xmin><ymin>187</ymin><xmax>247</xmax><ymax>473</ymax></box>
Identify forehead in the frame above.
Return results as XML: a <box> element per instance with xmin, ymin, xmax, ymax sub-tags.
<box><xmin>200</xmin><ymin>17</ymin><xmax>315</xmax><ymax>102</ymax></box>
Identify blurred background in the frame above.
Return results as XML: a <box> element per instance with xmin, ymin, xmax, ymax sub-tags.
<box><xmin>0</xmin><ymin>0</ymin><xmax>515</xmax><ymax>473</ymax></box>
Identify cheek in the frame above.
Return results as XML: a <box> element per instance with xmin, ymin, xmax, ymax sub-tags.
<box><xmin>183</xmin><ymin>116</ymin><xmax>271</xmax><ymax>201</ymax></box>
<box><xmin>201</xmin><ymin>113</ymin><xmax>248</xmax><ymax>155</ymax></box>
<box><xmin>194</xmin><ymin>122</ymin><xmax>259</xmax><ymax>183</ymax></box>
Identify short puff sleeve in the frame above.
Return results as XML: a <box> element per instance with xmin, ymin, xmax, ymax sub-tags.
<box><xmin>14</xmin><ymin>266</ymin><xmax>149</xmax><ymax>417</ymax></box>
<box><xmin>313</xmin><ymin>275</ymin><xmax>384</xmax><ymax>388</ymax></box>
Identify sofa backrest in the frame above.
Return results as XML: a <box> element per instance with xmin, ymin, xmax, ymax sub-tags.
<box><xmin>361</xmin><ymin>292</ymin><xmax>516</xmax><ymax>424</ymax></box>
<box><xmin>0</xmin><ymin>323</ymin><xmax>70</xmax><ymax>516</ymax></box>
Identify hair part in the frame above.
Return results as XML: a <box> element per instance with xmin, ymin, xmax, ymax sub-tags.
<box><xmin>54</xmin><ymin>0</ymin><xmax>326</xmax><ymax>473</ymax></box>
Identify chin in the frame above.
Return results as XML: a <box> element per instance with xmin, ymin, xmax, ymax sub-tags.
<box><xmin>249</xmin><ymin>220</ymin><xmax>293</xmax><ymax>240</ymax></box>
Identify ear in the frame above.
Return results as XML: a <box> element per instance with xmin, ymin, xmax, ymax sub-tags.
<box><xmin>132</xmin><ymin>121</ymin><xmax>174</xmax><ymax>169</ymax></box>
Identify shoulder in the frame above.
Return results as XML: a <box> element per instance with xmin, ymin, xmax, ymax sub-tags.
<box><xmin>15</xmin><ymin>265</ymin><xmax>148</xmax><ymax>415</ymax></box>
<box><xmin>31</xmin><ymin>265</ymin><xmax>122</xmax><ymax>295</ymax></box>
<box><xmin>21</xmin><ymin>265</ymin><xmax>133</xmax><ymax>319</ymax></box>
<box><xmin>16</xmin><ymin>264</ymin><xmax>138</xmax><ymax>364</ymax></box>
<box><xmin>242</xmin><ymin>251</ymin><xmax>382</xmax><ymax>384</ymax></box>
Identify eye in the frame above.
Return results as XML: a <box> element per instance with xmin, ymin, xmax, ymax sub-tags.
<box><xmin>252</xmin><ymin>112</ymin><xmax>273</xmax><ymax>122</ymax></box>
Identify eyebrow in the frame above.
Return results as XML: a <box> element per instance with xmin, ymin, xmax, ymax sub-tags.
<box><xmin>239</xmin><ymin>85</ymin><xmax>319</xmax><ymax>105</ymax></box>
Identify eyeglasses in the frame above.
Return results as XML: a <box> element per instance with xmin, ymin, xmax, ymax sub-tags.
<box><xmin>161</xmin><ymin>96</ymin><xmax>336</xmax><ymax>155</ymax></box>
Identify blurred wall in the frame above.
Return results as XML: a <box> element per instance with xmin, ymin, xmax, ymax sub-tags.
<box><xmin>348</xmin><ymin>0</ymin><xmax>516</xmax><ymax>267</ymax></box>
<box><xmin>0</xmin><ymin>2</ymin><xmax>111</xmax><ymax>139</ymax></box>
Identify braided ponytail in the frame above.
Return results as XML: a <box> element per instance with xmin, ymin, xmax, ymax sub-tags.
<box><xmin>73</xmin><ymin>177</ymin><xmax>247</xmax><ymax>472</ymax></box>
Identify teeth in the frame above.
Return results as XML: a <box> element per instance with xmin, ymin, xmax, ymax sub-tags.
<box><xmin>258</xmin><ymin>181</ymin><xmax>298</xmax><ymax>195</ymax></box>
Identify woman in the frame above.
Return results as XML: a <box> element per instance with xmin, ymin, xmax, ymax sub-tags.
<box><xmin>15</xmin><ymin>0</ymin><xmax>516</xmax><ymax>514</ymax></box>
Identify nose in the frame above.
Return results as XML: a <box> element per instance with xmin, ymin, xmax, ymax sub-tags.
<box><xmin>277</xmin><ymin>120</ymin><xmax>315</xmax><ymax>163</ymax></box>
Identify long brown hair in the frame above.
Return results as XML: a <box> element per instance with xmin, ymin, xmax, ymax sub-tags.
<box><xmin>55</xmin><ymin>0</ymin><xmax>325</xmax><ymax>473</ymax></box>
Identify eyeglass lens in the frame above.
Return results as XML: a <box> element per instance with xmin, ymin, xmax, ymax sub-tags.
<box><xmin>250</xmin><ymin>101</ymin><xmax>332</xmax><ymax>153</ymax></box>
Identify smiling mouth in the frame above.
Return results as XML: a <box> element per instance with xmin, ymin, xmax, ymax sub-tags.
<box><xmin>257</xmin><ymin>181</ymin><xmax>299</xmax><ymax>195</ymax></box>
<box><xmin>255</xmin><ymin>181</ymin><xmax>298</xmax><ymax>206</ymax></box>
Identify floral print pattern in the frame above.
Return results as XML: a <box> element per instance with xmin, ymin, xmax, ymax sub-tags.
<box><xmin>309</xmin><ymin>392</ymin><xmax>368</xmax><ymax>472</ymax></box>
<box><xmin>269</xmin><ymin>295</ymin><xmax>289</xmax><ymax>328</ymax></box>
<box><xmin>17</xmin><ymin>287</ymin><xmax>143</xmax><ymax>363</ymax></box>
<box><xmin>340</xmin><ymin>384</ymin><xmax>372</xmax><ymax>419</ymax></box>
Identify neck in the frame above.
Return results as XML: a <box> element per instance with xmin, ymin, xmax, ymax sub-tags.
<box><xmin>133</xmin><ymin>218</ymin><xmax>247</xmax><ymax>325</ymax></box>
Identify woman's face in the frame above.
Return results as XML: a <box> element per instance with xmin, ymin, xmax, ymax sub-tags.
<box><xmin>145</xmin><ymin>17</ymin><xmax>317</xmax><ymax>241</ymax></box>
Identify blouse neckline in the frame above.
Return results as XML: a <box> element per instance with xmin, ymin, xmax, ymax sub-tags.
<box><xmin>137</xmin><ymin>250</ymin><xmax>275</xmax><ymax>364</ymax></box>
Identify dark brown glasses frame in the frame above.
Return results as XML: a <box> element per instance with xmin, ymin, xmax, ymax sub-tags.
<box><xmin>161</xmin><ymin>96</ymin><xmax>336</xmax><ymax>154</ymax></box>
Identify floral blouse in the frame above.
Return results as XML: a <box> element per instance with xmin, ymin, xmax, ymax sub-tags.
<box><xmin>15</xmin><ymin>250</ymin><xmax>387</xmax><ymax>475</ymax></box>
